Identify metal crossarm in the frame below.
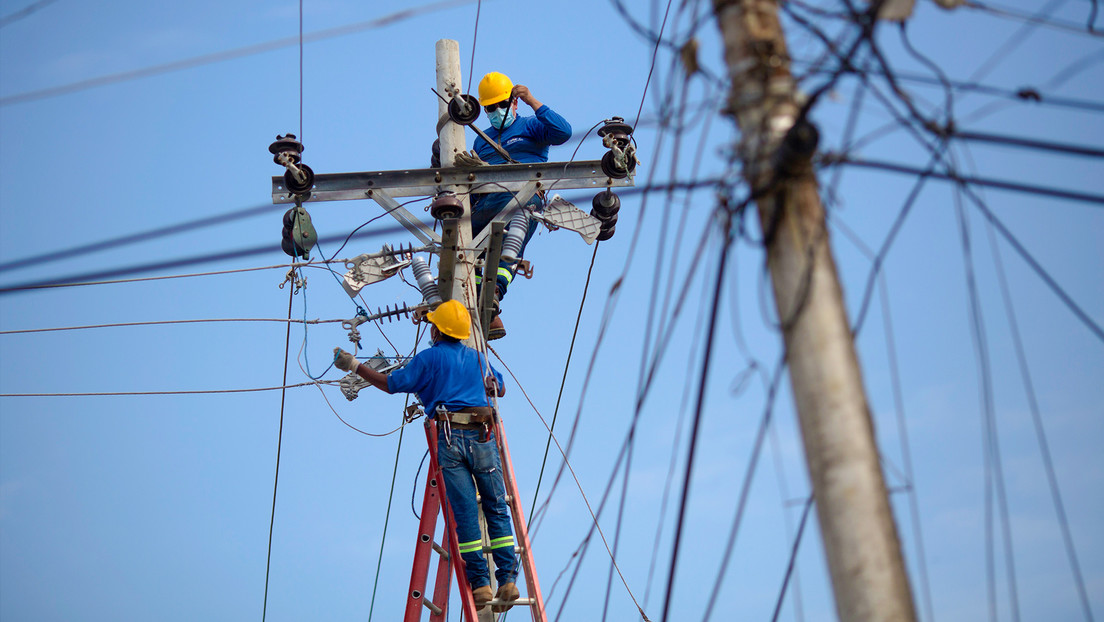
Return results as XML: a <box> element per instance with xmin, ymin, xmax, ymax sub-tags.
<box><xmin>270</xmin><ymin>160</ymin><xmax>634</xmax><ymax>203</ymax></box>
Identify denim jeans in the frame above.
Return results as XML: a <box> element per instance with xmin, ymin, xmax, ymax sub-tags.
<box><xmin>472</xmin><ymin>193</ymin><xmax>541</xmax><ymax>300</ymax></box>
<box><xmin>437</xmin><ymin>427</ymin><xmax>518</xmax><ymax>588</ymax></box>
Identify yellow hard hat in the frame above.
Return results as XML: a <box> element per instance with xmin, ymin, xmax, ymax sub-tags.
<box><xmin>426</xmin><ymin>299</ymin><xmax>472</xmax><ymax>340</ymax></box>
<box><xmin>478</xmin><ymin>72</ymin><xmax>513</xmax><ymax>106</ymax></box>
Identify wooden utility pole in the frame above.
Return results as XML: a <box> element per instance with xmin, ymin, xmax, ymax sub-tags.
<box><xmin>711</xmin><ymin>2</ymin><xmax>918</xmax><ymax>620</ymax></box>
<box><xmin>434</xmin><ymin>39</ymin><xmax>480</xmax><ymax>329</ymax></box>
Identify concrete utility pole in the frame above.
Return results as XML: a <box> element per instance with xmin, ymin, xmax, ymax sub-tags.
<box><xmin>711</xmin><ymin>2</ymin><xmax>918</xmax><ymax>621</ymax></box>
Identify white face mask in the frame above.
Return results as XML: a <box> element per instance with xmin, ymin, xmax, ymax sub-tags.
<box><xmin>488</xmin><ymin>106</ymin><xmax>516</xmax><ymax>130</ymax></box>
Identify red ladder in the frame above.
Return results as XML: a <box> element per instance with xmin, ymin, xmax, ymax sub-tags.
<box><xmin>404</xmin><ymin>417</ymin><xmax>547</xmax><ymax>621</ymax></box>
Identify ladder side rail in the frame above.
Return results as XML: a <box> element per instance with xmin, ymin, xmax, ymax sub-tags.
<box><xmin>404</xmin><ymin>441</ymin><xmax>445</xmax><ymax>621</ymax></box>
<box><xmin>494</xmin><ymin>418</ymin><xmax>547</xmax><ymax>620</ymax></box>
<box><xmin>427</xmin><ymin>420</ymin><xmax>481</xmax><ymax>622</ymax></box>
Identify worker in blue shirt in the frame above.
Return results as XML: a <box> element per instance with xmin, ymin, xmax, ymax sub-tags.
<box><xmin>471</xmin><ymin>71</ymin><xmax>572</xmax><ymax>340</ymax></box>
<box><xmin>333</xmin><ymin>299</ymin><xmax>520</xmax><ymax>612</ymax></box>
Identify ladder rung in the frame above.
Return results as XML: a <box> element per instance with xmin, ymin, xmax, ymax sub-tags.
<box><xmin>431</xmin><ymin>541</ymin><xmax>449</xmax><ymax>559</ymax></box>
<box><xmin>483</xmin><ymin>597</ymin><xmax>536</xmax><ymax>608</ymax></box>
<box><xmin>421</xmin><ymin>597</ymin><xmax>443</xmax><ymax>616</ymax></box>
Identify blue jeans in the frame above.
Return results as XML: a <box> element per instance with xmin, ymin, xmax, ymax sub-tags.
<box><xmin>437</xmin><ymin>428</ymin><xmax>518</xmax><ymax>588</ymax></box>
<box><xmin>472</xmin><ymin>193</ymin><xmax>541</xmax><ymax>300</ymax></box>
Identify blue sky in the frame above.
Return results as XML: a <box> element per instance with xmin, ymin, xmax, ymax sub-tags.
<box><xmin>1</xmin><ymin>1</ymin><xmax>1101</xmax><ymax>621</ymax></box>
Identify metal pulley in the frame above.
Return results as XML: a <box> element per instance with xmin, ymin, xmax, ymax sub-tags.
<box><xmin>447</xmin><ymin>93</ymin><xmax>481</xmax><ymax>126</ymax></box>
<box><xmin>269</xmin><ymin>133</ymin><xmax>315</xmax><ymax>197</ymax></box>
<box><xmin>598</xmin><ymin>117</ymin><xmax>637</xmax><ymax>179</ymax></box>
<box><xmin>281</xmin><ymin>203</ymin><xmax>317</xmax><ymax>258</ymax></box>
<box><xmin>430</xmin><ymin>191</ymin><xmax>464</xmax><ymax>220</ymax></box>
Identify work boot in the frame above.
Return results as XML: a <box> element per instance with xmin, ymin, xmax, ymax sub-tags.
<box><xmin>492</xmin><ymin>582</ymin><xmax>519</xmax><ymax>613</ymax></box>
<box><xmin>472</xmin><ymin>585</ymin><xmax>494</xmax><ymax>608</ymax></box>
<box><xmin>488</xmin><ymin>315</ymin><xmax>506</xmax><ymax>340</ymax></box>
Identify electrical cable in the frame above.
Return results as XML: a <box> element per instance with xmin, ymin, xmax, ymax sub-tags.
<box><xmin>985</xmin><ymin>219</ymin><xmax>1096</xmax><ymax>622</ymax></box>
<box><xmin>526</xmin><ymin>243</ymin><xmax>598</xmax><ymax>528</ymax></box>
<box><xmin>660</xmin><ymin>207</ymin><xmax>733</xmax><ymax>622</ymax></box>
<box><xmin>488</xmin><ymin>348</ymin><xmax>651</xmax><ymax>620</ymax></box>
<box><xmin>0</xmin><ymin>220</ymin><xmax>418</xmax><ymax>295</ymax></box>
<box><xmin>262</xmin><ymin>280</ymin><xmax>295</xmax><ymax>622</ymax></box>
<box><xmin>821</xmin><ymin>155</ymin><xmax>1104</xmax><ymax>205</ymax></box>
<box><xmin>0</xmin><ymin>0</ymin><xmax>57</xmax><ymax>28</ymax></box>
<box><xmin>967</xmin><ymin>0</ymin><xmax>1102</xmax><ymax>37</ymax></box>
<box><xmin>969</xmin><ymin>0</ymin><xmax>1070</xmax><ymax>84</ymax></box>
<box><xmin>770</xmin><ymin>495</ymin><xmax>815</xmax><ymax>622</ymax></box>
<box><xmin>0</xmin><ymin>0</ymin><xmax>480</xmax><ymax>107</ymax></box>
<box><xmin>0</xmin><ymin>317</ymin><xmax>340</xmax><ymax>335</ymax></box>
<box><xmin>0</xmin><ymin>203</ymin><xmax>278</xmax><ymax>273</ymax></box>
<box><xmin>952</xmin><ymin>180</ymin><xmax>1023</xmax><ymax>622</ymax></box>
<box><xmin>0</xmin><ymin>382</ymin><xmax>327</xmax><ymax>398</ymax></box>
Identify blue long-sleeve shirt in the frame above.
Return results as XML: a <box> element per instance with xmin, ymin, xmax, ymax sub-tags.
<box><xmin>471</xmin><ymin>105</ymin><xmax>572</xmax><ymax>215</ymax></box>
<box><xmin>473</xmin><ymin>104</ymin><xmax>572</xmax><ymax>165</ymax></box>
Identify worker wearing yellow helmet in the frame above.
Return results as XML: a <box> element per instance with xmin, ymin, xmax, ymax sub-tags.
<box><xmin>471</xmin><ymin>71</ymin><xmax>573</xmax><ymax>340</ymax></box>
<box><xmin>332</xmin><ymin>299</ymin><xmax>520</xmax><ymax>611</ymax></box>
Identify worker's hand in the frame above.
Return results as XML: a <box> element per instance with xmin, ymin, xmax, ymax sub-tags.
<box><xmin>484</xmin><ymin>375</ymin><xmax>499</xmax><ymax>397</ymax></box>
<box><xmin>455</xmin><ymin>150</ymin><xmax>485</xmax><ymax>167</ymax></box>
<box><xmin>511</xmin><ymin>85</ymin><xmax>541</xmax><ymax>109</ymax></box>
<box><xmin>333</xmin><ymin>347</ymin><xmax>359</xmax><ymax>372</ymax></box>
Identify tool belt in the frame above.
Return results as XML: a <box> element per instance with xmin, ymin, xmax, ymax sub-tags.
<box><xmin>435</xmin><ymin>406</ymin><xmax>494</xmax><ymax>429</ymax></box>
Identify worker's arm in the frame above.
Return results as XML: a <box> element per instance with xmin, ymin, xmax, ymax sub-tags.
<box><xmin>334</xmin><ymin>348</ymin><xmax>390</xmax><ymax>393</ymax></box>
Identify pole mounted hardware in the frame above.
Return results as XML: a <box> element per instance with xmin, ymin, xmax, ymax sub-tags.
<box><xmin>342</xmin><ymin>243</ymin><xmax>415</xmax><ymax>297</ymax></box>
<box><xmin>447</xmin><ymin>94</ymin><xmax>481</xmax><ymax>126</ymax></box>
<box><xmin>339</xmin><ymin>348</ymin><xmax>407</xmax><ymax>401</ymax></box>
<box><xmin>429</xmin><ymin>191</ymin><xmax>465</xmax><ymax>221</ymax></box>
<box><xmin>269</xmin><ymin>134</ymin><xmax>315</xmax><ymax>198</ymax></box>
<box><xmin>590</xmin><ymin>190</ymin><xmax>621</xmax><ymax>241</ymax></box>
<box><xmin>280</xmin><ymin>204</ymin><xmax>318</xmax><ymax>259</ymax></box>
<box><xmin>598</xmin><ymin>117</ymin><xmax>637</xmax><ymax>179</ymax></box>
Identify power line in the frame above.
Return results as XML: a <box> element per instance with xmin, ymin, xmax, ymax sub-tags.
<box><xmin>0</xmin><ymin>0</ymin><xmax>477</xmax><ymax>107</ymax></box>
<box><xmin>0</xmin><ymin>203</ymin><xmax>279</xmax><ymax>273</ymax></box>
<box><xmin>0</xmin><ymin>317</ymin><xmax>341</xmax><ymax>335</ymax></box>
<box><xmin>0</xmin><ymin>0</ymin><xmax>58</xmax><ymax>28</ymax></box>
<box><xmin>0</xmin><ymin>222</ymin><xmax>412</xmax><ymax>295</ymax></box>
<box><xmin>950</xmin><ymin>129</ymin><xmax>1104</xmax><ymax>158</ymax></box>
<box><xmin>821</xmin><ymin>155</ymin><xmax>1104</xmax><ymax>205</ymax></box>
<box><xmin>0</xmin><ymin>182</ymin><xmax>717</xmax><ymax>296</ymax></box>
<box><xmin>0</xmin><ymin>381</ymin><xmax>326</xmax><ymax>398</ymax></box>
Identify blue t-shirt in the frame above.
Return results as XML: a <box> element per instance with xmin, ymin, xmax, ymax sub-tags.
<box><xmin>386</xmin><ymin>340</ymin><xmax>504</xmax><ymax>414</ymax></box>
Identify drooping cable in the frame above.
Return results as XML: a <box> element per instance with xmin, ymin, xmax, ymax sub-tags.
<box><xmin>985</xmin><ymin>217</ymin><xmax>1095</xmax><ymax>622</ymax></box>
<box><xmin>527</xmin><ymin>243</ymin><xmax>599</xmax><ymax>528</ymax></box>
<box><xmin>262</xmin><ymin>281</ymin><xmax>295</xmax><ymax>622</ymax></box>
<box><xmin>0</xmin><ymin>0</ymin><xmax>479</xmax><ymax>107</ymax></box>
<box><xmin>660</xmin><ymin>207</ymin><xmax>733</xmax><ymax>622</ymax></box>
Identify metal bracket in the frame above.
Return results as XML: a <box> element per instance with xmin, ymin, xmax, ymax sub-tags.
<box><xmin>479</xmin><ymin>221</ymin><xmax>505</xmax><ymax>335</ymax></box>
<box><xmin>366</xmin><ymin>188</ymin><xmax>440</xmax><ymax>245</ymax></box>
<box><xmin>532</xmin><ymin>194</ymin><xmax>603</xmax><ymax>245</ymax></box>
<box><xmin>436</xmin><ymin>218</ymin><xmax>460</xmax><ymax>301</ymax></box>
